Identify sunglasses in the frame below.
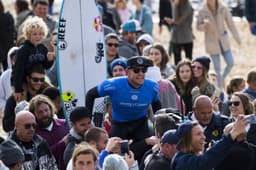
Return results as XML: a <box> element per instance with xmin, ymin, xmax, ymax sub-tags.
<box><xmin>192</xmin><ymin>65</ymin><xmax>203</xmax><ymax>70</ymax></box>
<box><xmin>131</xmin><ymin>67</ymin><xmax>147</xmax><ymax>73</ymax></box>
<box><xmin>107</xmin><ymin>43</ymin><xmax>119</xmax><ymax>48</ymax></box>
<box><xmin>24</xmin><ymin>123</ymin><xmax>36</xmax><ymax>129</ymax></box>
<box><xmin>30</xmin><ymin>77</ymin><xmax>45</xmax><ymax>83</ymax></box>
<box><xmin>228</xmin><ymin>101</ymin><xmax>240</xmax><ymax>107</ymax></box>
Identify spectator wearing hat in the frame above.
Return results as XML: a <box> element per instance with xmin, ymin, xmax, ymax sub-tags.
<box><xmin>131</xmin><ymin>0</ymin><xmax>153</xmax><ymax>35</ymax></box>
<box><xmin>105</xmin><ymin>33</ymin><xmax>123</xmax><ymax>78</ymax></box>
<box><xmin>111</xmin><ymin>58</ymin><xmax>127</xmax><ymax>77</ymax></box>
<box><xmin>0</xmin><ymin>139</ymin><xmax>24</xmax><ymax>170</ymax></box>
<box><xmin>136</xmin><ymin>34</ymin><xmax>154</xmax><ymax>55</ymax></box>
<box><xmin>188</xmin><ymin>95</ymin><xmax>230</xmax><ymax>149</ymax></box>
<box><xmin>144</xmin><ymin>129</ymin><xmax>178</xmax><ymax>170</ymax></box>
<box><xmin>170</xmin><ymin>118</ymin><xmax>248</xmax><ymax>170</ymax></box>
<box><xmin>119</xmin><ymin>20</ymin><xmax>141</xmax><ymax>59</ymax></box>
<box><xmin>29</xmin><ymin>94</ymin><xmax>68</xmax><ymax>170</ymax></box>
<box><xmin>245</xmin><ymin>0</ymin><xmax>256</xmax><ymax>35</ymax></box>
<box><xmin>9</xmin><ymin>110</ymin><xmax>58</xmax><ymax>170</ymax></box>
<box><xmin>63</xmin><ymin>106</ymin><xmax>92</xmax><ymax>166</ymax></box>
<box><xmin>192</xmin><ymin>56</ymin><xmax>216</xmax><ymax>98</ymax></box>
<box><xmin>86</xmin><ymin>56</ymin><xmax>161</xmax><ymax>162</ymax></box>
<box><xmin>197</xmin><ymin>0</ymin><xmax>241</xmax><ymax>88</ymax></box>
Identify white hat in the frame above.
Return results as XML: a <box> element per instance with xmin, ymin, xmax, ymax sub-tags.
<box><xmin>136</xmin><ymin>34</ymin><xmax>154</xmax><ymax>45</ymax></box>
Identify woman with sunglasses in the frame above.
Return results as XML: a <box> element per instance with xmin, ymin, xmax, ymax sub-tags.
<box><xmin>196</xmin><ymin>0</ymin><xmax>241</xmax><ymax>88</ymax></box>
<box><xmin>171</xmin><ymin>118</ymin><xmax>248</xmax><ymax>170</ymax></box>
<box><xmin>170</xmin><ymin>59</ymin><xmax>195</xmax><ymax>115</ymax></box>
<box><xmin>149</xmin><ymin>44</ymin><xmax>175</xmax><ymax>79</ymax></box>
<box><xmin>221</xmin><ymin>76</ymin><xmax>245</xmax><ymax>116</ymax></box>
<box><xmin>228</xmin><ymin>92</ymin><xmax>256</xmax><ymax>145</ymax></box>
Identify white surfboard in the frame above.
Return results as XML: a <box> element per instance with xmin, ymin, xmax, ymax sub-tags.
<box><xmin>57</xmin><ymin>0</ymin><xmax>106</xmax><ymax>124</ymax></box>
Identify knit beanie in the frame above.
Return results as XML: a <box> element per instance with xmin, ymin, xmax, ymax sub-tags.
<box><xmin>111</xmin><ymin>58</ymin><xmax>127</xmax><ymax>71</ymax></box>
<box><xmin>0</xmin><ymin>139</ymin><xmax>24</xmax><ymax>166</ymax></box>
<box><xmin>193</xmin><ymin>56</ymin><xmax>211</xmax><ymax>71</ymax></box>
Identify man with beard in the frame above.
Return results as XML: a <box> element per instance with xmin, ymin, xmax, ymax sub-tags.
<box><xmin>29</xmin><ymin>94</ymin><xmax>69</xmax><ymax>170</ymax></box>
<box><xmin>3</xmin><ymin>64</ymin><xmax>51</xmax><ymax>132</ymax></box>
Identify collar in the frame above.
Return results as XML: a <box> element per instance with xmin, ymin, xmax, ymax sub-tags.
<box><xmin>44</xmin><ymin>121</ymin><xmax>54</xmax><ymax>131</ymax></box>
<box><xmin>70</xmin><ymin>128</ymin><xmax>84</xmax><ymax>140</ymax></box>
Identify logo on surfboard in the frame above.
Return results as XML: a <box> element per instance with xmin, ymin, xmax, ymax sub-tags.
<box><xmin>95</xmin><ymin>42</ymin><xmax>104</xmax><ymax>63</ymax></box>
<box><xmin>62</xmin><ymin>91</ymin><xmax>78</xmax><ymax>113</ymax></box>
<box><xmin>58</xmin><ymin>17</ymin><xmax>67</xmax><ymax>50</ymax></box>
<box><xmin>93</xmin><ymin>16</ymin><xmax>103</xmax><ymax>32</ymax></box>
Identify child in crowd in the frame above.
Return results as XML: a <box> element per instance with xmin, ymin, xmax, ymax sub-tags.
<box><xmin>12</xmin><ymin>16</ymin><xmax>55</xmax><ymax>103</ymax></box>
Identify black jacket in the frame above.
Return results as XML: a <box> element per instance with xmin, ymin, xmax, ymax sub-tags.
<box><xmin>215</xmin><ymin>141</ymin><xmax>256</xmax><ymax>170</ymax></box>
<box><xmin>144</xmin><ymin>151</ymin><xmax>171</xmax><ymax>170</ymax></box>
<box><xmin>12</xmin><ymin>40</ymin><xmax>53</xmax><ymax>92</ymax></box>
<box><xmin>9</xmin><ymin>131</ymin><xmax>58</xmax><ymax>170</ymax></box>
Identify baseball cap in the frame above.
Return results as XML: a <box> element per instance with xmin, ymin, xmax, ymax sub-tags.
<box><xmin>0</xmin><ymin>139</ymin><xmax>24</xmax><ymax>166</ymax></box>
<box><xmin>161</xmin><ymin>129</ymin><xmax>179</xmax><ymax>145</ymax></box>
<box><xmin>121</xmin><ymin>19</ymin><xmax>141</xmax><ymax>33</ymax></box>
<box><xmin>176</xmin><ymin>121</ymin><xmax>193</xmax><ymax>139</ymax></box>
<box><xmin>111</xmin><ymin>58</ymin><xmax>127</xmax><ymax>71</ymax></box>
<box><xmin>105</xmin><ymin>33</ymin><xmax>120</xmax><ymax>42</ymax></box>
<box><xmin>127</xmin><ymin>56</ymin><xmax>153</xmax><ymax>68</ymax></box>
<box><xmin>136</xmin><ymin>34</ymin><xmax>154</xmax><ymax>45</ymax></box>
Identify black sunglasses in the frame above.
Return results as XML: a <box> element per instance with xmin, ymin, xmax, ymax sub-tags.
<box><xmin>107</xmin><ymin>43</ymin><xmax>119</xmax><ymax>48</ymax></box>
<box><xmin>30</xmin><ymin>77</ymin><xmax>45</xmax><ymax>83</ymax></box>
<box><xmin>228</xmin><ymin>101</ymin><xmax>240</xmax><ymax>107</ymax></box>
<box><xmin>131</xmin><ymin>67</ymin><xmax>147</xmax><ymax>73</ymax></box>
<box><xmin>24</xmin><ymin>123</ymin><xmax>37</xmax><ymax>129</ymax></box>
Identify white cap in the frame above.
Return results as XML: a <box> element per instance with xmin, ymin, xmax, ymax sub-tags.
<box><xmin>136</xmin><ymin>34</ymin><xmax>154</xmax><ymax>45</ymax></box>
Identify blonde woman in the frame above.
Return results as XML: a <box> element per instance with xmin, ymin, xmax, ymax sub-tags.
<box><xmin>197</xmin><ymin>0</ymin><xmax>241</xmax><ymax>88</ymax></box>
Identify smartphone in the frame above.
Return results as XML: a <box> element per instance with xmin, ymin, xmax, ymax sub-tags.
<box><xmin>245</xmin><ymin>114</ymin><xmax>256</xmax><ymax>124</ymax></box>
<box><xmin>212</xmin><ymin>88</ymin><xmax>221</xmax><ymax>99</ymax></box>
<box><xmin>120</xmin><ymin>140</ymin><xmax>129</xmax><ymax>155</ymax></box>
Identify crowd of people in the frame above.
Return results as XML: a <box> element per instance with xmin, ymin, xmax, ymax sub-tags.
<box><xmin>0</xmin><ymin>0</ymin><xmax>256</xmax><ymax>170</ymax></box>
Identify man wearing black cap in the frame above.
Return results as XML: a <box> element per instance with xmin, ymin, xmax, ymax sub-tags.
<box><xmin>144</xmin><ymin>129</ymin><xmax>178</xmax><ymax>170</ymax></box>
<box><xmin>86</xmin><ymin>56</ymin><xmax>161</xmax><ymax>160</ymax></box>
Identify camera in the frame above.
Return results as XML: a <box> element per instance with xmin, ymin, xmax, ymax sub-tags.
<box><xmin>120</xmin><ymin>140</ymin><xmax>129</xmax><ymax>155</ymax></box>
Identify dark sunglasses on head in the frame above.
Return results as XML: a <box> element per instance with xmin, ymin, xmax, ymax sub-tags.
<box><xmin>107</xmin><ymin>43</ymin><xmax>119</xmax><ymax>48</ymax></box>
<box><xmin>192</xmin><ymin>65</ymin><xmax>203</xmax><ymax>70</ymax></box>
<box><xmin>24</xmin><ymin>123</ymin><xmax>36</xmax><ymax>129</ymax></box>
<box><xmin>30</xmin><ymin>77</ymin><xmax>45</xmax><ymax>83</ymax></box>
<box><xmin>228</xmin><ymin>101</ymin><xmax>240</xmax><ymax>107</ymax></box>
<box><xmin>132</xmin><ymin>67</ymin><xmax>147</xmax><ymax>73</ymax></box>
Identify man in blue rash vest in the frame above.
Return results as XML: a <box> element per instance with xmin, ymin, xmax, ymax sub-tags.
<box><xmin>86</xmin><ymin>56</ymin><xmax>161</xmax><ymax>154</ymax></box>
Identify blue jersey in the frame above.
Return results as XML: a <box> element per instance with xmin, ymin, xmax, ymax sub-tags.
<box><xmin>97</xmin><ymin>77</ymin><xmax>159</xmax><ymax>122</ymax></box>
